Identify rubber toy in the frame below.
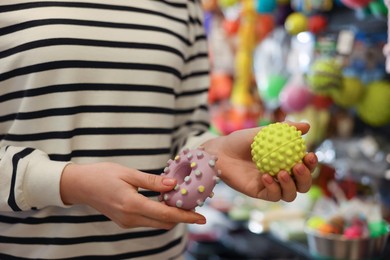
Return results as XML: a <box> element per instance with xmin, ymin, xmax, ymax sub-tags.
<box><xmin>341</xmin><ymin>0</ymin><xmax>372</xmax><ymax>9</ymax></box>
<box><xmin>218</xmin><ymin>0</ymin><xmax>238</xmax><ymax>8</ymax></box>
<box><xmin>306</xmin><ymin>58</ymin><xmax>343</xmax><ymax>96</ymax></box>
<box><xmin>261</xmin><ymin>74</ymin><xmax>288</xmax><ymax>105</ymax></box>
<box><xmin>253</xmin><ymin>28</ymin><xmax>290</xmax><ymax>109</ymax></box>
<box><xmin>208</xmin><ymin>72</ymin><xmax>233</xmax><ymax>104</ymax></box>
<box><xmin>255</xmin><ymin>0</ymin><xmax>277</xmax><ymax>13</ymax></box>
<box><xmin>307</xmin><ymin>216</ymin><xmax>327</xmax><ymax>229</ymax></box>
<box><xmin>328</xmin><ymin>215</ymin><xmax>346</xmax><ymax>234</ymax></box>
<box><xmin>251</xmin><ymin>122</ymin><xmax>307</xmax><ymax>176</ymax></box>
<box><xmin>311</xmin><ymin>94</ymin><xmax>333</xmax><ymax>109</ymax></box>
<box><xmin>230</xmin><ymin>0</ymin><xmax>257</xmax><ymax>107</ymax></box>
<box><xmin>211</xmin><ymin>104</ymin><xmax>261</xmax><ymax>135</ymax></box>
<box><xmin>343</xmin><ymin>226</ymin><xmax>363</xmax><ymax>238</ymax></box>
<box><xmin>160</xmin><ymin>147</ymin><xmax>221</xmax><ymax>210</ymax></box>
<box><xmin>279</xmin><ymin>83</ymin><xmax>313</xmax><ymax>112</ymax></box>
<box><xmin>318</xmin><ymin>222</ymin><xmax>341</xmax><ymax>234</ymax></box>
<box><xmin>223</xmin><ymin>17</ymin><xmax>240</xmax><ymax>36</ymax></box>
<box><xmin>331</xmin><ymin>76</ymin><xmax>365</xmax><ymax>108</ymax></box>
<box><xmin>368</xmin><ymin>220</ymin><xmax>389</xmax><ymax>238</ymax></box>
<box><xmin>308</xmin><ymin>15</ymin><xmax>328</xmax><ymax>35</ymax></box>
<box><xmin>369</xmin><ymin>0</ymin><xmax>388</xmax><ymax>18</ymax></box>
<box><xmin>357</xmin><ymin>80</ymin><xmax>390</xmax><ymax>127</ymax></box>
<box><xmin>284</xmin><ymin>12</ymin><xmax>308</xmax><ymax>35</ymax></box>
<box><xmin>255</xmin><ymin>14</ymin><xmax>275</xmax><ymax>43</ymax></box>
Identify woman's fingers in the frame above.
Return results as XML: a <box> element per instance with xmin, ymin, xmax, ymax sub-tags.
<box><xmin>292</xmin><ymin>163</ymin><xmax>313</xmax><ymax>193</ymax></box>
<box><xmin>260</xmin><ymin>160</ymin><xmax>314</xmax><ymax>202</ymax></box>
<box><xmin>260</xmin><ymin>174</ymin><xmax>282</xmax><ymax>202</ymax></box>
<box><xmin>124</xmin><ymin>170</ymin><xmax>177</xmax><ymax>192</ymax></box>
<box><xmin>285</xmin><ymin>121</ymin><xmax>310</xmax><ymax>134</ymax></box>
<box><xmin>303</xmin><ymin>152</ymin><xmax>318</xmax><ymax>172</ymax></box>
<box><xmin>136</xmin><ymin>195</ymin><xmax>206</xmax><ymax>224</ymax></box>
<box><xmin>277</xmin><ymin>171</ymin><xmax>297</xmax><ymax>202</ymax></box>
<box><xmin>114</xmin><ymin>214</ymin><xmax>176</xmax><ymax>230</ymax></box>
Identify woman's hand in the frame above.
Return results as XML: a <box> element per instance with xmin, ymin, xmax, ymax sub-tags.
<box><xmin>60</xmin><ymin>162</ymin><xmax>206</xmax><ymax>229</ymax></box>
<box><xmin>203</xmin><ymin>122</ymin><xmax>317</xmax><ymax>202</ymax></box>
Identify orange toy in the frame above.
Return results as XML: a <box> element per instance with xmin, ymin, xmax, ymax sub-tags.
<box><xmin>208</xmin><ymin>73</ymin><xmax>233</xmax><ymax>104</ymax></box>
<box><xmin>255</xmin><ymin>14</ymin><xmax>275</xmax><ymax>43</ymax></box>
<box><xmin>223</xmin><ymin>18</ymin><xmax>240</xmax><ymax>36</ymax></box>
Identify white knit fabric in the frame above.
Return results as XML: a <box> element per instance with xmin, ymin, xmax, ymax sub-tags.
<box><xmin>0</xmin><ymin>0</ymin><xmax>213</xmax><ymax>258</ymax></box>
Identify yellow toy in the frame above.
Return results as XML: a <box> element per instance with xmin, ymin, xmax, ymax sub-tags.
<box><xmin>306</xmin><ymin>58</ymin><xmax>343</xmax><ymax>96</ymax></box>
<box><xmin>357</xmin><ymin>80</ymin><xmax>390</xmax><ymax>127</ymax></box>
<box><xmin>284</xmin><ymin>12</ymin><xmax>308</xmax><ymax>35</ymax></box>
<box><xmin>251</xmin><ymin>122</ymin><xmax>307</xmax><ymax>176</ymax></box>
<box><xmin>230</xmin><ymin>0</ymin><xmax>257</xmax><ymax>107</ymax></box>
<box><xmin>331</xmin><ymin>76</ymin><xmax>365</xmax><ymax>108</ymax></box>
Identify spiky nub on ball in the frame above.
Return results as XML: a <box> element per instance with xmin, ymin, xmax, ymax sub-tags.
<box><xmin>251</xmin><ymin>123</ymin><xmax>307</xmax><ymax>176</ymax></box>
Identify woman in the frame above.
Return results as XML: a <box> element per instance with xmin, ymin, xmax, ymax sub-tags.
<box><xmin>0</xmin><ymin>1</ymin><xmax>316</xmax><ymax>259</ymax></box>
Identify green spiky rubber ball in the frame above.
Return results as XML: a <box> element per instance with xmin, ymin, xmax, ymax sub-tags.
<box><xmin>251</xmin><ymin>122</ymin><xmax>307</xmax><ymax>176</ymax></box>
<box><xmin>307</xmin><ymin>58</ymin><xmax>343</xmax><ymax>96</ymax></box>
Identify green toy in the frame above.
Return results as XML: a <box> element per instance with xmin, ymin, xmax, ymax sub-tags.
<box><xmin>357</xmin><ymin>80</ymin><xmax>390</xmax><ymax>127</ymax></box>
<box><xmin>331</xmin><ymin>76</ymin><xmax>365</xmax><ymax>108</ymax></box>
<box><xmin>306</xmin><ymin>58</ymin><xmax>343</xmax><ymax>96</ymax></box>
<box><xmin>251</xmin><ymin>122</ymin><xmax>307</xmax><ymax>176</ymax></box>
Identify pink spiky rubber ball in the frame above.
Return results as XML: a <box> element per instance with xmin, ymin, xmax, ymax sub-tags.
<box><xmin>159</xmin><ymin>147</ymin><xmax>221</xmax><ymax>210</ymax></box>
<box><xmin>251</xmin><ymin>122</ymin><xmax>307</xmax><ymax>176</ymax></box>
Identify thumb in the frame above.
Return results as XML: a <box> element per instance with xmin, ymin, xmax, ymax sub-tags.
<box><xmin>285</xmin><ymin>121</ymin><xmax>310</xmax><ymax>135</ymax></box>
<box><xmin>132</xmin><ymin>171</ymin><xmax>177</xmax><ymax>192</ymax></box>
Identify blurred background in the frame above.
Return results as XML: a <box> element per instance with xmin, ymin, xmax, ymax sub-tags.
<box><xmin>186</xmin><ymin>0</ymin><xmax>390</xmax><ymax>259</ymax></box>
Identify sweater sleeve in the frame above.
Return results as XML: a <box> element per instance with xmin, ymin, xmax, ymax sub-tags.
<box><xmin>0</xmin><ymin>145</ymin><xmax>70</xmax><ymax>212</ymax></box>
<box><xmin>172</xmin><ymin>1</ymin><xmax>218</xmax><ymax>153</ymax></box>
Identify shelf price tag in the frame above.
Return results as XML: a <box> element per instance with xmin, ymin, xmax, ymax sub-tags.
<box><xmin>337</xmin><ymin>30</ymin><xmax>355</xmax><ymax>55</ymax></box>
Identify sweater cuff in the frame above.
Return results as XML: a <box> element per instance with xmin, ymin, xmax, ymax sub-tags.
<box><xmin>24</xmin><ymin>155</ymin><xmax>71</xmax><ymax>209</ymax></box>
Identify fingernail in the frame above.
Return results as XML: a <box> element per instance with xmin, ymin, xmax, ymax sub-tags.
<box><xmin>196</xmin><ymin>219</ymin><xmax>206</xmax><ymax>225</ymax></box>
<box><xmin>264</xmin><ymin>175</ymin><xmax>274</xmax><ymax>184</ymax></box>
<box><xmin>162</xmin><ymin>178</ymin><xmax>175</xmax><ymax>186</ymax></box>
<box><xmin>310</xmin><ymin>156</ymin><xmax>317</xmax><ymax>164</ymax></box>
<box><xmin>281</xmin><ymin>173</ymin><xmax>291</xmax><ymax>182</ymax></box>
<box><xmin>296</xmin><ymin>164</ymin><xmax>305</xmax><ymax>176</ymax></box>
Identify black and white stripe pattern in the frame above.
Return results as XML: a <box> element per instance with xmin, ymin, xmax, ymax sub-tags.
<box><xmin>0</xmin><ymin>0</ymin><xmax>210</xmax><ymax>258</ymax></box>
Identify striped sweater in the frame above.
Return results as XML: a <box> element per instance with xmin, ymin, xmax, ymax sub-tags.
<box><xmin>0</xmin><ymin>0</ymin><xmax>213</xmax><ymax>259</ymax></box>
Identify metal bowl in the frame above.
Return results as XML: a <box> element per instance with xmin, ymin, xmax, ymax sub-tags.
<box><xmin>305</xmin><ymin>228</ymin><xmax>389</xmax><ymax>260</ymax></box>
